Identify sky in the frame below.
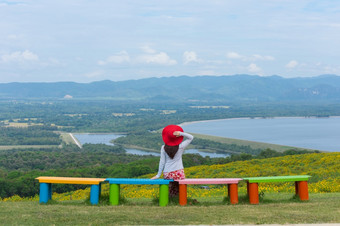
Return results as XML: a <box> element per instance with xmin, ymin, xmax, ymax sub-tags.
<box><xmin>1</xmin><ymin>0</ymin><xmax>340</xmax><ymax>83</ymax></box>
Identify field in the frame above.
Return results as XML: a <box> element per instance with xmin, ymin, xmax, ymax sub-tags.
<box><xmin>0</xmin><ymin>193</ymin><xmax>339</xmax><ymax>225</ymax></box>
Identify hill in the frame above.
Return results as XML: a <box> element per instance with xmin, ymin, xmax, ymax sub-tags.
<box><xmin>1</xmin><ymin>74</ymin><xmax>340</xmax><ymax>102</ymax></box>
<box><xmin>1</xmin><ymin>152</ymin><xmax>339</xmax><ymax>224</ymax></box>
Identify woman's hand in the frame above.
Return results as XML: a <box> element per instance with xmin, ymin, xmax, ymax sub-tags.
<box><xmin>151</xmin><ymin>176</ymin><xmax>159</xmax><ymax>180</ymax></box>
<box><xmin>173</xmin><ymin>131</ymin><xmax>181</xmax><ymax>137</ymax></box>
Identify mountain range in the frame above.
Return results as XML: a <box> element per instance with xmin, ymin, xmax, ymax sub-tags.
<box><xmin>1</xmin><ymin>74</ymin><xmax>340</xmax><ymax>102</ymax></box>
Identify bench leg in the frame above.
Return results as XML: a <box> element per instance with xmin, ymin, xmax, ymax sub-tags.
<box><xmin>297</xmin><ymin>181</ymin><xmax>309</xmax><ymax>201</ymax></box>
<box><xmin>295</xmin><ymin>181</ymin><xmax>299</xmax><ymax>195</ymax></box>
<box><xmin>90</xmin><ymin>184</ymin><xmax>100</xmax><ymax>205</ymax></box>
<box><xmin>109</xmin><ymin>184</ymin><xmax>120</xmax><ymax>205</ymax></box>
<box><xmin>48</xmin><ymin>183</ymin><xmax>52</xmax><ymax>200</ymax></box>
<box><xmin>179</xmin><ymin>184</ymin><xmax>187</xmax><ymax>206</ymax></box>
<box><xmin>228</xmin><ymin>184</ymin><xmax>239</xmax><ymax>204</ymax></box>
<box><xmin>39</xmin><ymin>183</ymin><xmax>51</xmax><ymax>204</ymax></box>
<box><xmin>159</xmin><ymin>184</ymin><xmax>169</xmax><ymax>206</ymax></box>
<box><xmin>248</xmin><ymin>182</ymin><xmax>259</xmax><ymax>204</ymax></box>
<box><xmin>247</xmin><ymin>182</ymin><xmax>250</xmax><ymax>195</ymax></box>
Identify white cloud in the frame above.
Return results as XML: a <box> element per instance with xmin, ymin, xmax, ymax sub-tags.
<box><xmin>247</xmin><ymin>63</ymin><xmax>262</xmax><ymax>73</ymax></box>
<box><xmin>98</xmin><ymin>51</ymin><xmax>130</xmax><ymax>65</ymax></box>
<box><xmin>183</xmin><ymin>51</ymin><xmax>202</xmax><ymax>64</ymax></box>
<box><xmin>227</xmin><ymin>52</ymin><xmax>274</xmax><ymax>62</ymax></box>
<box><xmin>1</xmin><ymin>50</ymin><xmax>39</xmax><ymax>63</ymax></box>
<box><xmin>286</xmin><ymin>60</ymin><xmax>299</xmax><ymax>69</ymax></box>
<box><xmin>137</xmin><ymin>48</ymin><xmax>177</xmax><ymax>66</ymax></box>
<box><xmin>227</xmin><ymin>52</ymin><xmax>243</xmax><ymax>59</ymax></box>
<box><xmin>251</xmin><ymin>54</ymin><xmax>275</xmax><ymax>61</ymax></box>
<box><xmin>140</xmin><ymin>45</ymin><xmax>157</xmax><ymax>54</ymax></box>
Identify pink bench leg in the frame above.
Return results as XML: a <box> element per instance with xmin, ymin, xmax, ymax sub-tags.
<box><xmin>179</xmin><ymin>184</ymin><xmax>187</xmax><ymax>206</ymax></box>
<box><xmin>228</xmin><ymin>184</ymin><xmax>239</xmax><ymax>204</ymax></box>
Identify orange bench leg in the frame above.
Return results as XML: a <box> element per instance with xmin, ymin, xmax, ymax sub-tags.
<box><xmin>248</xmin><ymin>182</ymin><xmax>259</xmax><ymax>204</ymax></box>
<box><xmin>297</xmin><ymin>181</ymin><xmax>309</xmax><ymax>201</ymax></box>
<box><xmin>228</xmin><ymin>184</ymin><xmax>239</xmax><ymax>204</ymax></box>
<box><xmin>179</xmin><ymin>184</ymin><xmax>187</xmax><ymax>206</ymax></box>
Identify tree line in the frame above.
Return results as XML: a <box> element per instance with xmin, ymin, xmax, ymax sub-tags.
<box><xmin>0</xmin><ymin>126</ymin><xmax>61</xmax><ymax>145</ymax></box>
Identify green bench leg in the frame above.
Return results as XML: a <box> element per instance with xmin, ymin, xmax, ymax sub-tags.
<box><xmin>159</xmin><ymin>184</ymin><xmax>169</xmax><ymax>206</ymax></box>
<box><xmin>109</xmin><ymin>184</ymin><xmax>120</xmax><ymax>205</ymax></box>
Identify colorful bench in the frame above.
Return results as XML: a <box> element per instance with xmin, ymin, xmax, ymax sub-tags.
<box><xmin>243</xmin><ymin>175</ymin><xmax>311</xmax><ymax>204</ymax></box>
<box><xmin>36</xmin><ymin>176</ymin><xmax>106</xmax><ymax>205</ymax></box>
<box><xmin>105</xmin><ymin>178</ymin><xmax>173</xmax><ymax>206</ymax></box>
<box><xmin>175</xmin><ymin>178</ymin><xmax>243</xmax><ymax>205</ymax></box>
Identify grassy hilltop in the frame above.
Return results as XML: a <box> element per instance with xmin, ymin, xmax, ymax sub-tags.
<box><xmin>1</xmin><ymin>152</ymin><xmax>339</xmax><ymax>224</ymax></box>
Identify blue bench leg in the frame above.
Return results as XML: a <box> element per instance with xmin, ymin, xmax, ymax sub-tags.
<box><xmin>90</xmin><ymin>184</ymin><xmax>100</xmax><ymax>205</ymax></box>
<box><xmin>39</xmin><ymin>183</ymin><xmax>51</xmax><ymax>204</ymax></box>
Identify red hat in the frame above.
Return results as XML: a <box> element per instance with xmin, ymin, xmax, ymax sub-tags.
<box><xmin>162</xmin><ymin>125</ymin><xmax>184</xmax><ymax>146</ymax></box>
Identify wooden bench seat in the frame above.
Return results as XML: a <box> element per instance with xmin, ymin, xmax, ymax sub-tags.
<box><xmin>242</xmin><ymin>175</ymin><xmax>311</xmax><ymax>204</ymax></box>
<box><xmin>105</xmin><ymin>178</ymin><xmax>173</xmax><ymax>206</ymax></box>
<box><xmin>36</xmin><ymin>176</ymin><xmax>106</xmax><ymax>205</ymax></box>
<box><xmin>175</xmin><ymin>178</ymin><xmax>243</xmax><ymax>205</ymax></box>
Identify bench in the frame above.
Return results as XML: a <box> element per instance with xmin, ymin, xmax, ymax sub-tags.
<box><xmin>105</xmin><ymin>178</ymin><xmax>173</xmax><ymax>206</ymax></box>
<box><xmin>35</xmin><ymin>176</ymin><xmax>106</xmax><ymax>205</ymax></box>
<box><xmin>242</xmin><ymin>175</ymin><xmax>311</xmax><ymax>204</ymax></box>
<box><xmin>175</xmin><ymin>178</ymin><xmax>243</xmax><ymax>205</ymax></box>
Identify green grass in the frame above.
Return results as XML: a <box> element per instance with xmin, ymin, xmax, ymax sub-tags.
<box><xmin>1</xmin><ymin>193</ymin><xmax>339</xmax><ymax>225</ymax></box>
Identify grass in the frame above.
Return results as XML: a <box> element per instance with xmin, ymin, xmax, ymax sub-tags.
<box><xmin>1</xmin><ymin>193</ymin><xmax>339</xmax><ymax>225</ymax></box>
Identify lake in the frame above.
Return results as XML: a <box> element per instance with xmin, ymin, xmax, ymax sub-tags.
<box><xmin>181</xmin><ymin>117</ymin><xmax>340</xmax><ymax>152</ymax></box>
<box><xmin>72</xmin><ymin>133</ymin><xmax>229</xmax><ymax>158</ymax></box>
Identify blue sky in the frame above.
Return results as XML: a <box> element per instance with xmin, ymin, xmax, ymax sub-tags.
<box><xmin>1</xmin><ymin>0</ymin><xmax>340</xmax><ymax>83</ymax></box>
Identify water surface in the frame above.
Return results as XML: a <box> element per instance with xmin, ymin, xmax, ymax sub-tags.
<box><xmin>182</xmin><ymin>117</ymin><xmax>340</xmax><ymax>152</ymax></box>
<box><xmin>73</xmin><ymin>133</ymin><xmax>229</xmax><ymax>158</ymax></box>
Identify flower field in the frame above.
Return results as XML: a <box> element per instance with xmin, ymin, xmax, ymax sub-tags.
<box><xmin>1</xmin><ymin>152</ymin><xmax>339</xmax><ymax>202</ymax></box>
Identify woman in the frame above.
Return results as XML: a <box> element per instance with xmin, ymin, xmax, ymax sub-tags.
<box><xmin>151</xmin><ymin>124</ymin><xmax>194</xmax><ymax>197</ymax></box>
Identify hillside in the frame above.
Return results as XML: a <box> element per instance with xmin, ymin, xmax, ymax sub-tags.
<box><xmin>1</xmin><ymin>74</ymin><xmax>340</xmax><ymax>102</ymax></box>
<box><xmin>3</xmin><ymin>152</ymin><xmax>339</xmax><ymax>203</ymax></box>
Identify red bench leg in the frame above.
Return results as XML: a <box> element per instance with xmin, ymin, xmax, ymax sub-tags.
<box><xmin>228</xmin><ymin>183</ymin><xmax>239</xmax><ymax>204</ymax></box>
<box><xmin>297</xmin><ymin>181</ymin><xmax>309</xmax><ymax>201</ymax></box>
<box><xmin>248</xmin><ymin>182</ymin><xmax>259</xmax><ymax>204</ymax></box>
<box><xmin>179</xmin><ymin>184</ymin><xmax>187</xmax><ymax>206</ymax></box>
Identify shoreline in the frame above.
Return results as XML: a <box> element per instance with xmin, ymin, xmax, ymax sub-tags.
<box><xmin>179</xmin><ymin>115</ymin><xmax>340</xmax><ymax>126</ymax></box>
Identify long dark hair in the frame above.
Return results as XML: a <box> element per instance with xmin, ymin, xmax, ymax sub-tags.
<box><xmin>164</xmin><ymin>144</ymin><xmax>179</xmax><ymax>159</ymax></box>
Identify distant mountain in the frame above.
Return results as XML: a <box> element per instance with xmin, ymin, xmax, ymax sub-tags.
<box><xmin>1</xmin><ymin>74</ymin><xmax>340</xmax><ymax>102</ymax></box>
